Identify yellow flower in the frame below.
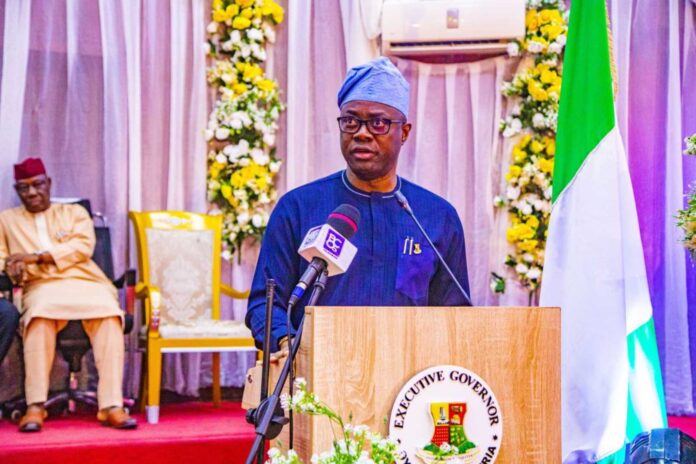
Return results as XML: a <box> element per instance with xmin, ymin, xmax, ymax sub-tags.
<box><xmin>256</xmin><ymin>175</ymin><xmax>268</xmax><ymax>190</ymax></box>
<box><xmin>209</xmin><ymin>161</ymin><xmax>226</xmax><ymax>178</ymax></box>
<box><xmin>212</xmin><ymin>9</ymin><xmax>228</xmax><ymax>22</ymax></box>
<box><xmin>233</xmin><ymin>82</ymin><xmax>248</xmax><ymax>94</ymax></box>
<box><xmin>548</xmin><ymin>84</ymin><xmax>561</xmax><ymax>99</ymax></box>
<box><xmin>540</xmin><ymin>69</ymin><xmax>558</xmax><ymax>85</ymax></box>
<box><xmin>226</xmin><ymin>4</ymin><xmax>240</xmax><ymax>16</ymax></box>
<box><xmin>235</xmin><ymin>0</ymin><xmax>255</xmax><ymax>7</ymax></box>
<box><xmin>240</xmin><ymin>7</ymin><xmax>253</xmax><ymax>19</ymax></box>
<box><xmin>243</xmin><ymin>63</ymin><xmax>263</xmax><ymax>82</ymax></box>
<box><xmin>519</xmin><ymin>134</ymin><xmax>532</xmax><ymax>148</ymax></box>
<box><xmin>271</xmin><ymin>3</ymin><xmax>284</xmax><ymax>23</ymax></box>
<box><xmin>546</xmin><ymin>139</ymin><xmax>556</xmax><ymax>156</ymax></box>
<box><xmin>513</xmin><ymin>147</ymin><xmax>527</xmax><ymax>163</ymax></box>
<box><xmin>539</xmin><ymin>158</ymin><xmax>554</xmax><ymax>174</ymax></box>
<box><xmin>232</xmin><ymin>16</ymin><xmax>251</xmax><ymax>29</ymax></box>
<box><xmin>235</xmin><ymin>62</ymin><xmax>246</xmax><ymax>72</ymax></box>
<box><xmin>542</xmin><ymin>24</ymin><xmax>563</xmax><ymax>41</ymax></box>
<box><xmin>212</xmin><ymin>0</ymin><xmax>223</xmax><ymax>9</ymax></box>
<box><xmin>257</xmin><ymin>79</ymin><xmax>275</xmax><ymax>92</ymax></box>
<box><xmin>532</xmin><ymin>88</ymin><xmax>549</xmax><ymax>102</ymax></box>
<box><xmin>517</xmin><ymin>239</ymin><xmax>539</xmax><ymax>252</ymax></box>
<box><xmin>530</xmin><ymin>140</ymin><xmax>545</xmax><ymax>153</ymax></box>
<box><xmin>526</xmin><ymin>215</ymin><xmax>540</xmax><ymax>229</ymax></box>
<box><xmin>220</xmin><ymin>184</ymin><xmax>233</xmax><ymax>200</ymax></box>
<box><xmin>539</xmin><ymin>9</ymin><xmax>554</xmax><ymax>25</ymax></box>
<box><xmin>507</xmin><ymin>223</ymin><xmax>535</xmax><ymax>243</ymax></box>
<box><xmin>526</xmin><ymin>11</ymin><xmax>538</xmax><ymax>31</ymax></box>
<box><xmin>261</xmin><ymin>0</ymin><xmax>276</xmax><ymax>15</ymax></box>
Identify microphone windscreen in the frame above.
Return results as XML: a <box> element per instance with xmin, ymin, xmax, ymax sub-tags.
<box><xmin>327</xmin><ymin>204</ymin><xmax>360</xmax><ymax>239</ymax></box>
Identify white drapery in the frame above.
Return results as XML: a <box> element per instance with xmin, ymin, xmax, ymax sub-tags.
<box><xmin>0</xmin><ymin>0</ymin><xmax>220</xmax><ymax>397</ymax></box>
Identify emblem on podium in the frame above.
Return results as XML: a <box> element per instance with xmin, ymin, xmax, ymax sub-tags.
<box><xmin>388</xmin><ymin>365</ymin><xmax>503</xmax><ymax>464</ymax></box>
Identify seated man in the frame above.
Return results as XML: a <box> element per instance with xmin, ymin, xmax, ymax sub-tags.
<box><xmin>0</xmin><ymin>158</ymin><xmax>136</xmax><ymax>432</ymax></box>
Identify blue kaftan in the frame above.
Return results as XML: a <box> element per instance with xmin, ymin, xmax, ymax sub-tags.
<box><xmin>245</xmin><ymin>171</ymin><xmax>471</xmax><ymax>352</ymax></box>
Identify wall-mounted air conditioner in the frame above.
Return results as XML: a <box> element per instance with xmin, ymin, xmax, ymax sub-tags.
<box><xmin>381</xmin><ymin>0</ymin><xmax>526</xmax><ymax>57</ymax></box>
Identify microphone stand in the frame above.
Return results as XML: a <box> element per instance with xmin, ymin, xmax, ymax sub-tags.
<box><xmin>245</xmin><ymin>270</ymin><xmax>329</xmax><ymax>464</ymax></box>
<box><xmin>395</xmin><ymin>191</ymin><xmax>473</xmax><ymax>306</ymax></box>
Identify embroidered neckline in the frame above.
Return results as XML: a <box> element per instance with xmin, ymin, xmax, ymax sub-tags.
<box><xmin>341</xmin><ymin>170</ymin><xmax>402</xmax><ymax>199</ymax></box>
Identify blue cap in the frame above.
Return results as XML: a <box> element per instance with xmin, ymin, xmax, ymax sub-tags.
<box><xmin>337</xmin><ymin>57</ymin><xmax>409</xmax><ymax>119</ymax></box>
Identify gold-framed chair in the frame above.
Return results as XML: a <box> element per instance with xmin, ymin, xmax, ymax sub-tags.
<box><xmin>129</xmin><ymin>211</ymin><xmax>256</xmax><ymax>424</ymax></box>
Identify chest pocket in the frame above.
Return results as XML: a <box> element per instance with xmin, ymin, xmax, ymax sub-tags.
<box><xmin>395</xmin><ymin>236</ymin><xmax>437</xmax><ymax>303</ymax></box>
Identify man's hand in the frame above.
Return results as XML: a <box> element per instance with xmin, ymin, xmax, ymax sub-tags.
<box><xmin>4</xmin><ymin>253</ymin><xmax>39</xmax><ymax>284</ymax></box>
<box><xmin>269</xmin><ymin>338</ymin><xmax>290</xmax><ymax>364</ymax></box>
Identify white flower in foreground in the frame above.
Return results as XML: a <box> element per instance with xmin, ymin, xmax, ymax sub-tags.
<box><xmin>205</xmin><ymin>129</ymin><xmax>214</xmax><ymax>141</ymax></box>
<box><xmin>263</xmin><ymin>133</ymin><xmax>276</xmax><ymax>146</ymax></box>
<box><xmin>507</xmin><ymin>186</ymin><xmax>521</xmax><ymax>201</ymax></box>
<box><xmin>229</xmin><ymin>118</ymin><xmax>243</xmax><ymax>130</ymax></box>
<box><xmin>507</xmin><ymin>42</ymin><xmax>520</xmax><ymax>57</ymax></box>
<box><xmin>263</xmin><ymin>24</ymin><xmax>276</xmax><ymax>43</ymax></box>
<box><xmin>206</xmin><ymin>22</ymin><xmax>218</xmax><ymax>34</ymax></box>
<box><xmin>215</xmin><ymin>127</ymin><xmax>230</xmax><ymax>140</ymax></box>
<box><xmin>295</xmin><ymin>377</ymin><xmax>307</xmax><ymax>388</ymax></box>
<box><xmin>247</xmin><ymin>28</ymin><xmax>264</xmax><ymax>41</ymax></box>
<box><xmin>532</xmin><ymin>113</ymin><xmax>546</xmax><ymax>129</ymax></box>
<box><xmin>523</xmin><ymin>253</ymin><xmax>534</xmax><ymax>263</ymax></box>
<box><xmin>548</xmin><ymin>42</ymin><xmax>563</xmax><ymax>55</ymax></box>
<box><xmin>519</xmin><ymin>201</ymin><xmax>533</xmax><ymax>215</ymax></box>
<box><xmin>493</xmin><ymin>196</ymin><xmax>506</xmax><ymax>208</ymax></box>
<box><xmin>516</xmin><ymin>263</ymin><xmax>529</xmax><ymax>275</ymax></box>
<box><xmin>230</xmin><ymin>30</ymin><xmax>242</xmax><ymax>44</ymax></box>
<box><xmin>527</xmin><ymin>40</ymin><xmax>545</xmax><ymax>54</ymax></box>
<box><xmin>215</xmin><ymin>153</ymin><xmax>228</xmax><ymax>164</ymax></box>
<box><xmin>221</xmin><ymin>40</ymin><xmax>234</xmax><ymax>52</ymax></box>
<box><xmin>221</xmin><ymin>249</ymin><xmax>232</xmax><ymax>261</ymax></box>
<box><xmin>252</xmin><ymin>214</ymin><xmax>264</xmax><ymax>228</ymax></box>
<box><xmin>527</xmin><ymin>267</ymin><xmax>542</xmax><ymax>279</ymax></box>
<box><xmin>556</xmin><ymin>34</ymin><xmax>567</xmax><ymax>46</ymax></box>
<box><xmin>237</xmin><ymin>212</ymin><xmax>250</xmax><ymax>225</ymax></box>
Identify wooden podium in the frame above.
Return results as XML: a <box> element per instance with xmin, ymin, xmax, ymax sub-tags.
<box><xmin>286</xmin><ymin>306</ymin><xmax>560</xmax><ymax>463</ymax></box>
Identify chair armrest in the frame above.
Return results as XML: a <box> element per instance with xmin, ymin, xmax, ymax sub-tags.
<box><xmin>0</xmin><ymin>272</ymin><xmax>13</xmax><ymax>293</ymax></box>
<box><xmin>112</xmin><ymin>269</ymin><xmax>136</xmax><ymax>289</ymax></box>
<box><xmin>220</xmin><ymin>283</ymin><xmax>250</xmax><ymax>300</ymax></box>
<box><xmin>113</xmin><ymin>269</ymin><xmax>136</xmax><ymax>315</ymax></box>
<box><xmin>135</xmin><ymin>282</ymin><xmax>162</xmax><ymax>337</ymax></box>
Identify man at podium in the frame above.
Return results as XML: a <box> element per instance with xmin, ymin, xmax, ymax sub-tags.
<box><xmin>246</xmin><ymin>57</ymin><xmax>471</xmax><ymax>359</ymax></box>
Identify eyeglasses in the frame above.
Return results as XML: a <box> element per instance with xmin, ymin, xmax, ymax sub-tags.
<box><xmin>15</xmin><ymin>178</ymin><xmax>48</xmax><ymax>194</ymax></box>
<box><xmin>337</xmin><ymin>116</ymin><xmax>406</xmax><ymax>135</ymax></box>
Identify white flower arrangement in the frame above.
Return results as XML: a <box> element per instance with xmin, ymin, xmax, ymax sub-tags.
<box><xmin>678</xmin><ymin>134</ymin><xmax>696</xmax><ymax>260</ymax></box>
<box><xmin>492</xmin><ymin>0</ymin><xmax>567</xmax><ymax>298</ymax></box>
<box><xmin>686</xmin><ymin>134</ymin><xmax>696</xmax><ymax>156</ymax></box>
<box><xmin>207</xmin><ymin>0</ymin><xmax>285</xmax><ymax>257</ymax></box>
<box><xmin>269</xmin><ymin>378</ymin><xmax>400</xmax><ymax>464</ymax></box>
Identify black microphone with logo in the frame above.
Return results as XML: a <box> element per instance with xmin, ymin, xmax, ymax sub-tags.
<box><xmin>395</xmin><ymin>191</ymin><xmax>473</xmax><ymax>306</ymax></box>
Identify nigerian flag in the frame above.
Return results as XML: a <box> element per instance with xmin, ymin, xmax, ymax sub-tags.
<box><xmin>539</xmin><ymin>1</ymin><xmax>667</xmax><ymax>463</ymax></box>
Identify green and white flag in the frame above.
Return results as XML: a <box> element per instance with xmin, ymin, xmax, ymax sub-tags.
<box><xmin>539</xmin><ymin>1</ymin><xmax>667</xmax><ymax>462</ymax></box>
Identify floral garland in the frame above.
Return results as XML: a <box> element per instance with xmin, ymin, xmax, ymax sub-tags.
<box><xmin>677</xmin><ymin>134</ymin><xmax>696</xmax><ymax>260</ymax></box>
<box><xmin>206</xmin><ymin>0</ymin><xmax>285</xmax><ymax>258</ymax></box>
<box><xmin>491</xmin><ymin>0</ymin><xmax>568</xmax><ymax>299</ymax></box>
<box><xmin>268</xmin><ymin>378</ymin><xmax>399</xmax><ymax>464</ymax></box>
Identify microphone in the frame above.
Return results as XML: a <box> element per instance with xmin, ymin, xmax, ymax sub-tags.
<box><xmin>288</xmin><ymin>204</ymin><xmax>360</xmax><ymax>306</ymax></box>
<box><xmin>394</xmin><ymin>191</ymin><xmax>473</xmax><ymax>306</ymax></box>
